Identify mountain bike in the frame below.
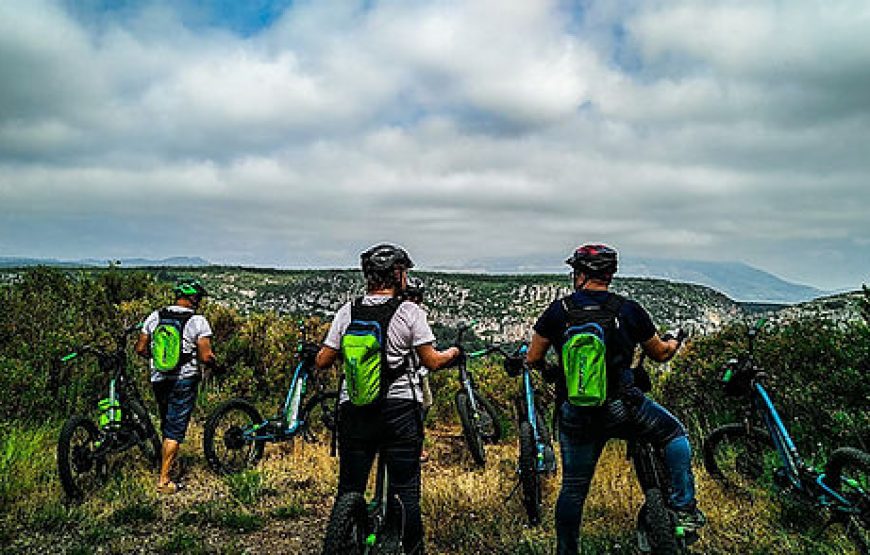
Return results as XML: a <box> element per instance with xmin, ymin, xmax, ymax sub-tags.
<box><xmin>502</xmin><ymin>343</ymin><xmax>556</xmax><ymax>526</ymax></box>
<box><xmin>631</xmin><ymin>348</ymin><xmax>699</xmax><ymax>555</ymax></box>
<box><xmin>703</xmin><ymin>319</ymin><xmax>869</xmax><ymax>553</ymax></box>
<box><xmin>321</xmin><ymin>452</ymin><xmax>410</xmax><ymax>555</ymax></box>
<box><xmin>203</xmin><ymin>322</ymin><xmax>339</xmax><ymax>475</ymax></box>
<box><xmin>57</xmin><ymin>323</ymin><xmax>161</xmax><ymax>500</ymax></box>
<box><xmin>452</xmin><ymin>323</ymin><xmax>504</xmax><ymax>466</ymax></box>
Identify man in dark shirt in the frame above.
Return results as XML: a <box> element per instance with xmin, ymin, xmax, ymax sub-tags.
<box><xmin>526</xmin><ymin>244</ymin><xmax>705</xmax><ymax>555</ymax></box>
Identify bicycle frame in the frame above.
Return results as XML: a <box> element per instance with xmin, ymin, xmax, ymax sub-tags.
<box><xmin>364</xmin><ymin>456</ymin><xmax>393</xmax><ymax>552</ymax></box>
<box><xmin>60</xmin><ymin>325</ymin><xmax>150</xmax><ymax>453</ymax></box>
<box><xmin>749</xmin><ymin>380</ymin><xmax>857</xmax><ymax>508</ymax></box>
<box><xmin>518</xmin><ymin>361</ymin><xmax>553</xmax><ymax>474</ymax></box>
<box><xmin>243</xmin><ymin>359</ymin><xmax>314</xmax><ymax>442</ymax></box>
<box><xmin>751</xmin><ymin>380</ymin><xmax>804</xmax><ymax>489</ymax></box>
<box><xmin>728</xmin><ymin>319</ymin><xmax>861</xmax><ymax>512</ymax></box>
<box><xmin>461</xmin><ymin>350</ymin><xmax>487</xmax><ymax>416</ymax></box>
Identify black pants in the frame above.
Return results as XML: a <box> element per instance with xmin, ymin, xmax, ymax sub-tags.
<box><xmin>337</xmin><ymin>398</ymin><xmax>424</xmax><ymax>554</ymax></box>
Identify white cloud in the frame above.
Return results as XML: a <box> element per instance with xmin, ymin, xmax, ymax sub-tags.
<box><xmin>0</xmin><ymin>0</ymin><xmax>868</xmax><ymax>288</ymax></box>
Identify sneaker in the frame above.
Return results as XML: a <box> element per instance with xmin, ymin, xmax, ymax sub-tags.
<box><xmin>673</xmin><ymin>507</ymin><xmax>707</xmax><ymax>532</ymax></box>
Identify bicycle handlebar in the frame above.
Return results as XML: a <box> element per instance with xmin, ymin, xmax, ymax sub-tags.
<box><xmin>454</xmin><ymin>320</ymin><xmax>479</xmax><ymax>348</ymax></box>
<box><xmin>59</xmin><ymin>321</ymin><xmax>144</xmax><ymax>364</ymax></box>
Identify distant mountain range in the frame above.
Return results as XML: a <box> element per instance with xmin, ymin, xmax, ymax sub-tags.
<box><xmin>1</xmin><ymin>254</ymin><xmax>826</xmax><ymax>303</ymax></box>
<box><xmin>0</xmin><ymin>256</ymin><xmax>211</xmax><ymax>268</ymax></box>
<box><xmin>443</xmin><ymin>255</ymin><xmax>826</xmax><ymax>304</ymax></box>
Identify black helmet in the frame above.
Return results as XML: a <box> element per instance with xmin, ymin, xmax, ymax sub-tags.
<box><xmin>565</xmin><ymin>244</ymin><xmax>618</xmax><ymax>279</ymax></box>
<box><xmin>404</xmin><ymin>276</ymin><xmax>425</xmax><ymax>302</ymax></box>
<box><xmin>360</xmin><ymin>243</ymin><xmax>414</xmax><ymax>277</ymax></box>
<box><xmin>173</xmin><ymin>278</ymin><xmax>208</xmax><ymax>299</ymax></box>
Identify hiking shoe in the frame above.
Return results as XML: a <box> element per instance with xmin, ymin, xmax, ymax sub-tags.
<box><xmin>673</xmin><ymin>507</ymin><xmax>707</xmax><ymax>532</ymax></box>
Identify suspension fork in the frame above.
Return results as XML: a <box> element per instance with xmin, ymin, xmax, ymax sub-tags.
<box><xmin>282</xmin><ymin>363</ymin><xmax>306</xmax><ymax>431</ymax></box>
<box><xmin>459</xmin><ymin>364</ymin><xmax>481</xmax><ymax>414</ymax></box>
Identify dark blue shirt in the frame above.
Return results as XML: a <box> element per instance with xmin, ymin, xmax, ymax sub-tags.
<box><xmin>534</xmin><ymin>290</ymin><xmax>656</xmax><ymax>348</ymax></box>
<box><xmin>533</xmin><ymin>290</ymin><xmax>657</xmax><ymax>402</ymax></box>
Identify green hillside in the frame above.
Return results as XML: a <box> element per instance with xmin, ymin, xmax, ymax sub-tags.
<box><xmin>0</xmin><ymin>266</ymin><xmax>867</xmax><ymax>554</ymax></box>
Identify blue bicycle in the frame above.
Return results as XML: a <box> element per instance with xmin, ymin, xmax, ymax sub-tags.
<box><xmin>502</xmin><ymin>343</ymin><xmax>557</xmax><ymax>526</ymax></box>
<box><xmin>203</xmin><ymin>322</ymin><xmax>338</xmax><ymax>475</ymax></box>
<box><xmin>703</xmin><ymin>320</ymin><xmax>869</xmax><ymax>553</ymax></box>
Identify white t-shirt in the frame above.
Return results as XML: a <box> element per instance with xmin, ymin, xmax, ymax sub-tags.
<box><xmin>142</xmin><ymin>306</ymin><xmax>213</xmax><ymax>382</ymax></box>
<box><xmin>323</xmin><ymin>295</ymin><xmax>436</xmax><ymax>403</ymax></box>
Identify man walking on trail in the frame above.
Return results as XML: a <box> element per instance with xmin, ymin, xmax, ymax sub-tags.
<box><xmin>525</xmin><ymin>244</ymin><xmax>705</xmax><ymax>554</ymax></box>
<box><xmin>135</xmin><ymin>279</ymin><xmax>215</xmax><ymax>494</ymax></box>
<box><xmin>314</xmin><ymin>243</ymin><xmax>461</xmax><ymax>555</ymax></box>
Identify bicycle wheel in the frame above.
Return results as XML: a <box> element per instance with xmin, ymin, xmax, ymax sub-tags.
<box><xmin>321</xmin><ymin>492</ymin><xmax>368</xmax><ymax>555</ymax></box>
<box><xmin>824</xmin><ymin>447</ymin><xmax>870</xmax><ymax>554</ymax></box>
<box><xmin>518</xmin><ymin>420</ymin><xmax>542</xmax><ymax>526</ymax></box>
<box><xmin>703</xmin><ymin>423</ymin><xmax>775</xmax><ymax>492</ymax></box>
<box><xmin>456</xmin><ymin>390</ymin><xmax>486</xmax><ymax>466</ymax></box>
<box><xmin>638</xmin><ymin>488</ymin><xmax>681</xmax><ymax>555</ymax></box>
<box><xmin>202</xmin><ymin>399</ymin><xmax>265</xmax><ymax>475</ymax></box>
<box><xmin>57</xmin><ymin>416</ymin><xmax>107</xmax><ymax>500</ymax></box>
<box><xmin>127</xmin><ymin>399</ymin><xmax>161</xmax><ymax>468</ymax></box>
<box><xmin>302</xmin><ymin>390</ymin><xmax>339</xmax><ymax>443</ymax></box>
<box><xmin>474</xmin><ymin>393</ymin><xmax>503</xmax><ymax>444</ymax></box>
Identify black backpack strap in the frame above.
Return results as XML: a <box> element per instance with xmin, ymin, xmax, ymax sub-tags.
<box><xmin>347</xmin><ymin>297</ymin><xmax>405</xmax><ymax>399</ymax></box>
<box><xmin>602</xmin><ymin>293</ymin><xmax>626</xmax><ymax>316</ymax></box>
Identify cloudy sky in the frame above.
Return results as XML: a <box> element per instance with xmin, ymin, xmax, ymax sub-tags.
<box><xmin>1</xmin><ymin>0</ymin><xmax>868</xmax><ymax>289</ymax></box>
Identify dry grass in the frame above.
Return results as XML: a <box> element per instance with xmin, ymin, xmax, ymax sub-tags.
<box><xmin>0</xmin><ymin>419</ymin><xmax>862</xmax><ymax>554</ymax></box>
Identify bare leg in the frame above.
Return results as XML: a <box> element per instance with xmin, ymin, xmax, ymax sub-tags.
<box><xmin>159</xmin><ymin>438</ymin><xmax>180</xmax><ymax>486</ymax></box>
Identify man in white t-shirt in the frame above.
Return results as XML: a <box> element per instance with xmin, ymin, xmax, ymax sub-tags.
<box><xmin>135</xmin><ymin>279</ymin><xmax>216</xmax><ymax>494</ymax></box>
<box><xmin>315</xmin><ymin>244</ymin><xmax>460</xmax><ymax>555</ymax></box>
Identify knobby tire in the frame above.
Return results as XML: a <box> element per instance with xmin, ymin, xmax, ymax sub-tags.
<box><xmin>641</xmin><ymin>488</ymin><xmax>681</xmax><ymax>555</ymax></box>
<box><xmin>703</xmin><ymin>423</ymin><xmax>774</xmax><ymax>492</ymax></box>
<box><xmin>824</xmin><ymin>447</ymin><xmax>870</xmax><ymax>554</ymax></box>
<box><xmin>518</xmin><ymin>420</ymin><xmax>542</xmax><ymax>526</ymax></box>
<box><xmin>321</xmin><ymin>492</ymin><xmax>368</xmax><ymax>555</ymax></box>
<box><xmin>127</xmin><ymin>399</ymin><xmax>161</xmax><ymax>468</ymax></box>
<box><xmin>57</xmin><ymin>416</ymin><xmax>106</xmax><ymax>501</ymax></box>
<box><xmin>456</xmin><ymin>390</ymin><xmax>487</xmax><ymax>466</ymax></box>
<box><xmin>203</xmin><ymin>398</ymin><xmax>265</xmax><ymax>475</ymax></box>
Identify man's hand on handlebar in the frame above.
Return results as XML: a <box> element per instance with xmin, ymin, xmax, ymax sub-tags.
<box><xmin>299</xmin><ymin>342</ymin><xmax>321</xmax><ymax>365</ymax></box>
<box><xmin>442</xmin><ymin>346</ymin><xmax>465</xmax><ymax>369</ymax></box>
<box><xmin>661</xmin><ymin>328</ymin><xmax>687</xmax><ymax>344</ymax></box>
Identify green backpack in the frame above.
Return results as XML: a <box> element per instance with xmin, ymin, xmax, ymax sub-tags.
<box><xmin>151</xmin><ymin>309</ymin><xmax>195</xmax><ymax>373</ymax></box>
<box><xmin>561</xmin><ymin>294</ymin><xmax>626</xmax><ymax>407</ymax></box>
<box><xmin>340</xmin><ymin>297</ymin><xmax>403</xmax><ymax>406</ymax></box>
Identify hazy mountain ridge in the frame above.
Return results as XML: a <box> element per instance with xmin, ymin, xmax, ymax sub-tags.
<box><xmin>0</xmin><ymin>256</ymin><xmax>211</xmax><ymax>268</ymax></box>
<box><xmin>0</xmin><ymin>256</ymin><xmax>830</xmax><ymax>304</ymax></box>
<box><xmin>450</xmin><ymin>255</ymin><xmax>827</xmax><ymax>304</ymax></box>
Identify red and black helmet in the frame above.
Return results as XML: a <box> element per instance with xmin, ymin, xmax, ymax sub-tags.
<box><xmin>565</xmin><ymin>244</ymin><xmax>618</xmax><ymax>280</ymax></box>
